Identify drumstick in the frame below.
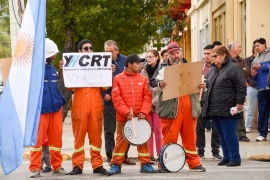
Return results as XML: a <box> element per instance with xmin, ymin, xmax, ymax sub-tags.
<box><xmin>198</xmin><ymin>74</ymin><xmax>204</xmax><ymax>101</ymax></box>
<box><xmin>130</xmin><ymin>107</ymin><xmax>137</xmax><ymax>138</ymax></box>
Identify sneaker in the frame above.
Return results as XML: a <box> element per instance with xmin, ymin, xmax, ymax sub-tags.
<box><xmin>189</xmin><ymin>165</ymin><xmax>206</xmax><ymax>172</ymax></box>
<box><xmin>239</xmin><ymin>136</ymin><xmax>250</xmax><ymax>142</ymax></box>
<box><xmin>30</xmin><ymin>170</ymin><xmax>41</xmax><ymax>178</ymax></box>
<box><xmin>51</xmin><ymin>168</ymin><xmax>67</xmax><ymax>175</ymax></box>
<box><xmin>256</xmin><ymin>136</ymin><xmax>267</xmax><ymax>142</ymax></box>
<box><xmin>157</xmin><ymin>167</ymin><xmax>170</xmax><ymax>173</ymax></box>
<box><xmin>123</xmin><ymin>158</ymin><xmax>136</xmax><ymax>165</ymax></box>
<box><xmin>140</xmin><ymin>163</ymin><xmax>157</xmax><ymax>173</ymax></box>
<box><xmin>246</xmin><ymin>127</ymin><xmax>251</xmax><ymax>133</ymax></box>
<box><xmin>42</xmin><ymin>167</ymin><xmax>52</xmax><ymax>173</ymax></box>
<box><xmin>67</xmin><ymin>166</ymin><xmax>82</xmax><ymax>175</ymax></box>
<box><xmin>93</xmin><ymin>166</ymin><xmax>107</xmax><ymax>175</ymax></box>
<box><xmin>212</xmin><ymin>154</ymin><xmax>222</xmax><ymax>160</ymax></box>
<box><xmin>150</xmin><ymin>156</ymin><xmax>156</xmax><ymax>164</ymax></box>
<box><xmin>107</xmin><ymin>164</ymin><xmax>121</xmax><ymax>175</ymax></box>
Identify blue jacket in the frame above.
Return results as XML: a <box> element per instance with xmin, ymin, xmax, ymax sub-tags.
<box><xmin>255</xmin><ymin>61</ymin><xmax>270</xmax><ymax>91</ymax></box>
<box><xmin>41</xmin><ymin>63</ymin><xmax>66</xmax><ymax>113</ymax></box>
<box><xmin>101</xmin><ymin>53</ymin><xmax>126</xmax><ymax>97</ymax></box>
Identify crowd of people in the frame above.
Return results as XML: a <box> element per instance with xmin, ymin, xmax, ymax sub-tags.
<box><xmin>28</xmin><ymin>37</ymin><xmax>270</xmax><ymax>177</ymax></box>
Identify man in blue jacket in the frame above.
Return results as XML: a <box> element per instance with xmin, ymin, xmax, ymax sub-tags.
<box><xmin>29</xmin><ymin>38</ymin><xmax>66</xmax><ymax>178</ymax></box>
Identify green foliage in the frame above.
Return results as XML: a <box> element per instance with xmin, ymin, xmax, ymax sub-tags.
<box><xmin>46</xmin><ymin>0</ymin><xmax>170</xmax><ymax>55</ymax></box>
<box><xmin>0</xmin><ymin>0</ymin><xmax>11</xmax><ymax>58</ymax></box>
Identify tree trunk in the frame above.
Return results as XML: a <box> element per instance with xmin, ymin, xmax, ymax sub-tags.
<box><xmin>58</xmin><ymin>0</ymin><xmax>73</xmax><ymax>121</ymax></box>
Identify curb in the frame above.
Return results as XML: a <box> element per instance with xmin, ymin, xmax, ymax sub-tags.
<box><xmin>247</xmin><ymin>154</ymin><xmax>270</xmax><ymax>162</ymax></box>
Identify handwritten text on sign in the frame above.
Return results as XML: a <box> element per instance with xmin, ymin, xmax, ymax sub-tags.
<box><xmin>63</xmin><ymin>52</ymin><xmax>112</xmax><ymax>87</ymax></box>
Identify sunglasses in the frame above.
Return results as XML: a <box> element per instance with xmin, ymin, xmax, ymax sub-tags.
<box><xmin>82</xmin><ymin>46</ymin><xmax>94</xmax><ymax>51</ymax></box>
<box><xmin>212</xmin><ymin>54</ymin><xmax>219</xmax><ymax>58</ymax></box>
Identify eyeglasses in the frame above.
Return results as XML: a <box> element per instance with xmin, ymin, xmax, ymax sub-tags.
<box><xmin>82</xmin><ymin>46</ymin><xmax>94</xmax><ymax>51</ymax></box>
<box><xmin>145</xmin><ymin>56</ymin><xmax>155</xmax><ymax>59</ymax></box>
<box><xmin>212</xmin><ymin>54</ymin><xmax>219</xmax><ymax>58</ymax></box>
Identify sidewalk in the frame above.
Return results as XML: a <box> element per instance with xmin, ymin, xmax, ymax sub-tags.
<box><xmin>23</xmin><ymin>113</ymin><xmax>270</xmax><ymax>161</ymax></box>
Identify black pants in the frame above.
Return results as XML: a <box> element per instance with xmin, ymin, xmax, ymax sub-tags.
<box><xmin>196</xmin><ymin>114</ymin><xmax>220</xmax><ymax>155</ymax></box>
<box><xmin>103</xmin><ymin>100</ymin><xmax>116</xmax><ymax>161</ymax></box>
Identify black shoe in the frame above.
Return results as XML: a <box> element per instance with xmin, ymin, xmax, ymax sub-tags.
<box><xmin>226</xmin><ymin>161</ymin><xmax>241</xmax><ymax>167</ymax></box>
<box><xmin>189</xmin><ymin>165</ymin><xmax>206</xmax><ymax>172</ymax></box>
<box><xmin>93</xmin><ymin>166</ymin><xmax>107</xmax><ymax>175</ymax></box>
<box><xmin>67</xmin><ymin>166</ymin><xmax>82</xmax><ymax>175</ymax></box>
<box><xmin>217</xmin><ymin>159</ymin><xmax>229</xmax><ymax>166</ymax></box>
<box><xmin>41</xmin><ymin>167</ymin><xmax>52</xmax><ymax>173</ymax></box>
<box><xmin>239</xmin><ymin>136</ymin><xmax>250</xmax><ymax>142</ymax></box>
<box><xmin>123</xmin><ymin>158</ymin><xmax>136</xmax><ymax>165</ymax></box>
<box><xmin>198</xmin><ymin>153</ymin><xmax>205</xmax><ymax>159</ymax></box>
<box><xmin>157</xmin><ymin>167</ymin><xmax>170</xmax><ymax>173</ymax></box>
<box><xmin>212</xmin><ymin>154</ymin><xmax>222</xmax><ymax>160</ymax></box>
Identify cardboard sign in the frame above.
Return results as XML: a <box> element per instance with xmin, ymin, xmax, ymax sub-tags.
<box><xmin>62</xmin><ymin>52</ymin><xmax>112</xmax><ymax>87</ymax></box>
<box><xmin>162</xmin><ymin>61</ymin><xmax>204</xmax><ymax>101</ymax></box>
<box><xmin>0</xmin><ymin>57</ymin><xmax>12</xmax><ymax>85</ymax></box>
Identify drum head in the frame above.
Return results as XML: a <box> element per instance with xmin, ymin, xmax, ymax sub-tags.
<box><xmin>123</xmin><ymin>117</ymin><xmax>152</xmax><ymax>146</ymax></box>
<box><xmin>159</xmin><ymin>143</ymin><xmax>186</xmax><ymax>172</ymax></box>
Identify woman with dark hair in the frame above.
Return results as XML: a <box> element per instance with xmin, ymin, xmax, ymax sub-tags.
<box><xmin>201</xmin><ymin>45</ymin><xmax>246</xmax><ymax>167</ymax></box>
<box><xmin>141</xmin><ymin>49</ymin><xmax>162</xmax><ymax>163</ymax></box>
<box><xmin>161</xmin><ymin>49</ymin><xmax>169</xmax><ymax>62</ymax></box>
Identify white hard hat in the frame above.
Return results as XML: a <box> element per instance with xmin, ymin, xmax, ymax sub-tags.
<box><xmin>45</xmin><ymin>38</ymin><xmax>59</xmax><ymax>58</ymax></box>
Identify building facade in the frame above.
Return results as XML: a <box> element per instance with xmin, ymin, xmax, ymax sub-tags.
<box><xmin>187</xmin><ymin>0</ymin><xmax>270</xmax><ymax>61</ymax></box>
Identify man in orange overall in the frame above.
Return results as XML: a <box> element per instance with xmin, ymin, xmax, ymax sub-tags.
<box><xmin>150</xmin><ymin>42</ymin><xmax>206</xmax><ymax>172</ymax></box>
<box><xmin>66</xmin><ymin>39</ymin><xmax>107</xmax><ymax>175</ymax></box>
<box><xmin>29</xmin><ymin>38</ymin><xmax>66</xmax><ymax>178</ymax></box>
<box><xmin>108</xmin><ymin>53</ymin><xmax>157</xmax><ymax>175</ymax></box>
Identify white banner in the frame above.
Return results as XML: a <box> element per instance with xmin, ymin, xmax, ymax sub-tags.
<box><xmin>63</xmin><ymin>52</ymin><xmax>112</xmax><ymax>87</ymax></box>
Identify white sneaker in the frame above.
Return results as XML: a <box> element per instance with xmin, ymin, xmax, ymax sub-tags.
<box><xmin>30</xmin><ymin>170</ymin><xmax>41</xmax><ymax>178</ymax></box>
<box><xmin>256</xmin><ymin>136</ymin><xmax>267</xmax><ymax>142</ymax></box>
<box><xmin>246</xmin><ymin>127</ymin><xmax>251</xmax><ymax>133</ymax></box>
<box><xmin>51</xmin><ymin>168</ymin><xmax>67</xmax><ymax>175</ymax></box>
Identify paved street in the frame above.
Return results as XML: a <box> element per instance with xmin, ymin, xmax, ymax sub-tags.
<box><xmin>1</xmin><ymin>114</ymin><xmax>270</xmax><ymax>179</ymax></box>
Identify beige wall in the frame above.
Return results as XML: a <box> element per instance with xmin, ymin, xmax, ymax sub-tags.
<box><xmin>246</xmin><ymin>0</ymin><xmax>270</xmax><ymax>56</ymax></box>
<box><xmin>188</xmin><ymin>0</ymin><xmax>270</xmax><ymax>59</ymax></box>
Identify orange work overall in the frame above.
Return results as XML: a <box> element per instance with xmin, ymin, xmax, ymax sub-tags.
<box><xmin>110</xmin><ymin>121</ymin><xmax>150</xmax><ymax>167</ymax></box>
<box><xmin>29</xmin><ymin>107</ymin><xmax>63</xmax><ymax>172</ymax></box>
<box><xmin>161</xmin><ymin>95</ymin><xmax>201</xmax><ymax>169</ymax></box>
<box><xmin>71</xmin><ymin>88</ymin><xmax>104</xmax><ymax>170</ymax></box>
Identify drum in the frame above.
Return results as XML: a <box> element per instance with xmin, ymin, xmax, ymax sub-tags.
<box><xmin>159</xmin><ymin>143</ymin><xmax>186</xmax><ymax>172</ymax></box>
<box><xmin>123</xmin><ymin>117</ymin><xmax>152</xmax><ymax>146</ymax></box>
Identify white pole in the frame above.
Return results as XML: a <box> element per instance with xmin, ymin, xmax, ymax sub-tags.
<box><xmin>8</xmin><ymin>0</ymin><xmax>24</xmax><ymax>55</ymax></box>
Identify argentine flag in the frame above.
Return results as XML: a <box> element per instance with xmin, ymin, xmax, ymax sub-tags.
<box><xmin>0</xmin><ymin>0</ymin><xmax>46</xmax><ymax>175</ymax></box>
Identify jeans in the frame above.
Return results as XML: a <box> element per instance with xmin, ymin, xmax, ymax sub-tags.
<box><xmin>211</xmin><ymin>116</ymin><xmax>241</xmax><ymax>163</ymax></box>
<box><xmin>245</xmin><ymin>86</ymin><xmax>257</xmax><ymax>128</ymax></box>
<box><xmin>257</xmin><ymin>90</ymin><xmax>270</xmax><ymax>137</ymax></box>
<box><xmin>103</xmin><ymin>100</ymin><xmax>116</xmax><ymax>161</ymax></box>
<box><xmin>196</xmin><ymin>115</ymin><xmax>220</xmax><ymax>155</ymax></box>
